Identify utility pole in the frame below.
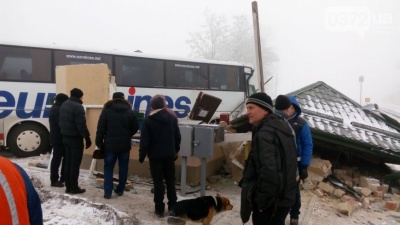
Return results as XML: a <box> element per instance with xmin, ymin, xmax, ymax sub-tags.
<box><xmin>252</xmin><ymin>1</ymin><xmax>264</xmax><ymax>92</ymax></box>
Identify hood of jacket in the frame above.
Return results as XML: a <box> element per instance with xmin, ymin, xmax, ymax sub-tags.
<box><xmin>288</xmin><ymin>96</ymin><xmax>302</xmax><ymax>120</ymax></box>
<box><xmin>149</xmin><ymin>108</ymin><xmax>172</xmax><ymax>124</ymax></box>
<box><xmin>257</xmin><ymin>113</ymin><xmax>294</xmax><ymax>137</ymax></box>
<box><xmin>69</xmin><ymin>96</ymin><xmax>83</xmax><ymax>104</ymax></box>
<box><xmin>103</xmin><ymin>98</ymin><xmax>131</xmax><ymax>112</ymax></box>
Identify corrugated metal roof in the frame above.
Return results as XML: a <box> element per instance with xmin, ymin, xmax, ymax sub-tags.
<box><xmin>286</xmin><ymin>81</ymin><xmax>400</xmax><ymax>164</ymax></box>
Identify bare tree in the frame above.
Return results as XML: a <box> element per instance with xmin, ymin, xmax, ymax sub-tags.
<box><xmin>187</xmin><ymin>10</ymin><xmax>278</xmax><ymax>90</ymax></box>
<box><xmin>186</xmin><ymin>10</ymin><xmax>284</xmax><ymax>117</ymax></box>
<box><xmin>187</xmin><ymin>9</ymin><xmax>229</xmax><ymax>59</ymax></box>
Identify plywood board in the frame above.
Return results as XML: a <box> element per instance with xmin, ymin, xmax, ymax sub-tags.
<box><xmin>56</xmin><ymin>64</ymin><xmax>111</xmax><ymax>105</ymax></box>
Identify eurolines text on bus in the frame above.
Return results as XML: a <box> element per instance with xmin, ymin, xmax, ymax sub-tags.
<box><xmin>0</xmin><ymin>90</ymin><xmax>191</xmax><ymax>119</ymax></box>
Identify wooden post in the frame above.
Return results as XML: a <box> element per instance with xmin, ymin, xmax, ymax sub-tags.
<box><xmin>252</xmin><ymin>1</ymin><xmax>265</xmax><ymax>92</ymax></box>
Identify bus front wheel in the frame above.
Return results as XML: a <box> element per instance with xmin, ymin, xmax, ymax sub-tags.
<box><xmin>7</xmin><ymin>123</ymin><xmax>50</xmax><ymax>157</ymax></box>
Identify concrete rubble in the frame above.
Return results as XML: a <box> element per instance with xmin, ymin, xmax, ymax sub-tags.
<box><xmin>302</xmin><ymin>157</ymin><xmax>400</xmax><ymax>216</ymax></box>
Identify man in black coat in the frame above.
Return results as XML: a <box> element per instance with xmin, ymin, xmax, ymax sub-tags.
<box><xmin>139</xmin><ymin>94</ymin><xmax>181</xmax><ymax>218</ymax></box>
<box><xmin>95</xmin><ymin>92</ymin><xmax>138</xmax><ymax>199</ymax></box>
<box><xmin>59</xmin><ymin>88</ymin><xmax>91</xmax><ymax>194</ymax></box>
<box><xmin>240</xmin><ymin>92</ymin><xmax>298</xmax><ymax>225</ymax></box>
<box><xmin>49</xmin><ymin>93</ymin><xmax>69</xmax><ymax>187</ymax></box>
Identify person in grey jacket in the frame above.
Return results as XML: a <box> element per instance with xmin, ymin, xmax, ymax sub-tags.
<box><xmin>95</xmin><ymin>92</ymin><xmax>138</xmax><ymax>199</ymax></box>
<box><xmin>59</xmin><ymin>88</ymin><xmax>91</xmax><ymax>194</ymax></box>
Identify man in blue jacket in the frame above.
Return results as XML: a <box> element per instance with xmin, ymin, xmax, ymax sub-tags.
<box><xmin>275</xmin><ymin>95</ymin><xmax>313</xmax><ymax>225</ymax></box>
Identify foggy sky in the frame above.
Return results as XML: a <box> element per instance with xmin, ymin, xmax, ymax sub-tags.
<box><xmin>0</xmin><ymin>0</ymin><xmax>399</xmax><ymax>106</ymax></box>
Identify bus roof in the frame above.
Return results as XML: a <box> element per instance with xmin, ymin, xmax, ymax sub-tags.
<box><xmin>0</xmin><ymin>42</ymin><xmax>253</xmax><ymax>68</ymax></box>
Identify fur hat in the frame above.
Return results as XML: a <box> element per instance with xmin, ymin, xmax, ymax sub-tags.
<box><xmin>112</xmin><ymin>92</ymin><xmax>125</xmax><ymax>99</ymax></box>
<box><xmin>274</xmin><ymin>95</ymin><xmax>292</xmax><ymax>110</ymax></box>
<box><xmin>55</xmin><ymin>93</ymin><xmax>68</xmax><ymax>103</ymax></box>
<box><xmin>70</xmin><ymin>88</ymin><xmax>83</xmax><ymax>98</ymax></box>
<box><xmin>150</xmin><ymin>94</ymin><xmax>166</xmax><ymax>110</ymax></box>
<box><xmin>246</xmin><ymin>92</ymin><xmax>273</xmax><ymax>113</ymax></box>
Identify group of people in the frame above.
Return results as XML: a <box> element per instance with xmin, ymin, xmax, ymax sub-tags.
<box><xmin>49</xmin><ymin>89</ymin><xmax>180</xmax><ymax>219</ymax></box>
<box><xmin>240</xmin><ymin>92</ymin><xmax>313</xmax><ymax>225</ymax></box>
<box><xmin>3</xmin><ymin>87</ymin><xmax>312</xmax><ymax>225</ymax></box>
<box><xmin>49</xmin><ymin>89</ymin><xmax>140</xmax><ymax>199</ymax></box>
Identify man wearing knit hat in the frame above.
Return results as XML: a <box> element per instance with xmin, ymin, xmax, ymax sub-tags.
<box><xmin>49</xmin><ymin>93</ymin><xmax>69</xmax><ymax>188</ymax></box>
<box><xmin>95</xmin><ymin>91</ymin><xmax>138</xmax><ymax>199</ymax></box>
<box><xmin>139</xmin><ymin>94</ymin><xmax>181</xmax><ymax>218</ymax></box>
<box><xmin>275</xmin><ymin>95</ymin><xmax>313</xmax><ymax>225</ymax></box>
<box><xmin>59</xmin><ymin>88</ymin><xmax>91</xmax><ymax>194</ymax></box>
<box><xmin>240</xmin><ymin>92</ymin><xmax>298</xmax><ymax>225</ymax></box>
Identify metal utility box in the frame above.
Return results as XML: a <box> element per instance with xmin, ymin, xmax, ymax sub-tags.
<box><xmin>179</xmin><ymin>126</ymin><xmax>194</xmax><ymax>157</ymax></box>
<box><xmin>193</xmin><ymin>127</ymin><xmax>214</xmax><ymax>158</ymax></box>
<box><xmin>193</xmin><ymin>125</ymin><xmax>224</xmax><ymax>158</ymax></box>
<box><xmin>177</xmin><ymin>121</ymin><xmax>224</xmax><ymax>197</ymax></box>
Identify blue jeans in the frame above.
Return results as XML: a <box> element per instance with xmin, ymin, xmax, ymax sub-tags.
<box><xmin>103</xmin><ymin>150</ymin><xmax>130</xmax><ymax>196</ymax></box>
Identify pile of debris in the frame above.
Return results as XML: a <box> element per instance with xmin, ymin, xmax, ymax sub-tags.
<box><xmin>303</xmin><ymin>158</ymin><xmax>400</xmax><ymax>215</ymax></box>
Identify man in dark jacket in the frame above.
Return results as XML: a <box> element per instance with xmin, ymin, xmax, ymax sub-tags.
<box><xmin>59</xmin><ymin>88</ymin><xmax>91</xmax><ymax>194</ymax></box>
<box><xmin>95</xmin><ymin>92</ymin><xmax>139</xmax><ymax>199</ymax></box>
<box><xmin>139</xmin><ymin>94</ymin><xmax>181</xmax><ymax>218</ymax></box>
<box><xmin>240</xmin><ymin>92</ymin><xmax>298</xmax><ymax>225</ymax></box>
<box><xmin>275</xmin><ymin>95</ymin><xmax>313</xmax><ymax>225</ymax></box>
<box><xmin>49</xmin><ymin>93</ymin><xmax>69</xmax><ymax>187</ymax></box>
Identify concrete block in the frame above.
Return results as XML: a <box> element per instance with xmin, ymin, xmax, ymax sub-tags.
<box><xmin>369</xmin><ymin>183</ymin><xmax>382</xmax><ymax>192</ymax></box>
<box><xmin>308</xmin><ymin>171</ymin><xmax>324</xmax><ymax>183</ymax></box>
<box><xmin>372</xmin><ymin>191</ymin><xmax>384</xmax><ymax>199</ymax></box>
<box><xmin>385</xmin><ymin>201</ymin><xmax>399</xmax><ymax>211</ymax></box>
<box><xmin>361</xmin><ymin>197</ymin><xmax>370</xmax><ymax>209</ymax></box>
<box><xmin>308</xmin><ymin>158</ymin><xmax>332</xmax><ymax>178</ymax></box>
<box><xmin>359</xmin><ymin>176</ymin><xmax>380</xmax><ymax>189</ymax></box>
<box><xmin>338</xmin><ymin>202</ymin><xmax>354</xmax><ymax>216</ymax></box>
<box><xmin>318</xmin><ymin>182</ymin><xmax>335</xmax><ymax>195</ymax></box>
<box><xmin>333</xmin><ymin>189</ymin><xmax>345</xmax><ymax>198</ymax></box>
<box><xmin>384</xmin><ymin>193</ymin><xmax>392</xmax><ymax>201</ymax></box>
<box><xmin>360</xmin><ymin>188</ymin><xmax>372</xmax><ymax>197</ymax></box>
<box><xmin>340</xmin><ymin>195</ymin><xmax>355</xmax><ymax>202</ymax></box>
<box><xmin>313</xmin><ymin>188</ymin><xmax>324</xmax><ymax>198</ymax></box>
<box><xmin>302</xmin><ymin>180</ymin><xmax>315</xmax><ymax>190</ymax></box>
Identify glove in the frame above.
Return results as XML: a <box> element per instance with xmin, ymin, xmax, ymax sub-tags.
<box><xmin>299</xmin><ymin>166</ymin><xmax>308</xmax><ymax>180</ymax></box>
<box><xmin>85</xmin><ymin>137</ymin><xmax>92</xmax><ymax>149</ymax></box>
<box><xmin>174</xmin><ymin>153</ymin><xmax>178</xmax><ymax>161</ymax></box>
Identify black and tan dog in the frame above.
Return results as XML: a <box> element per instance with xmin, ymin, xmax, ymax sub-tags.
<box><xmin>167</xmin><ymin>194</ymin><xmax>233</xmax><ymax>225</ymax></box>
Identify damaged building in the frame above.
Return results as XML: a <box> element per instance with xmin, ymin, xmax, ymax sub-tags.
<box><xmin>284</xmin><ymin>81</ymin><xmax>400</xmax><ymax>166</ymax></box>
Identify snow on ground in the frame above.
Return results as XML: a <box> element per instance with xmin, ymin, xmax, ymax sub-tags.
<box><xmin>7</xmin><ymin>154</ymin><xmax>400</xmax><ymax>225</ymax></box>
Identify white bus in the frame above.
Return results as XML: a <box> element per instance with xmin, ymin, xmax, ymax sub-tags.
<box><xmin>0</xmin><ymin>43</ymin><xmax>254</xmax><ymax>157</ymax></box>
